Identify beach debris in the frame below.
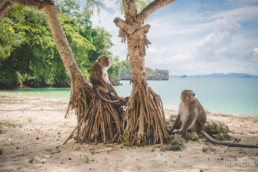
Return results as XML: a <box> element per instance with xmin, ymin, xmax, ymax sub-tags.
<box><xmin>202</xmin><ymin>146</ymin><xmax>208</xmax><ymax>152</ymax></box>
<box><xmin>166</xmin><ymin>115</ymin><xmax>177</xmax><ymax>131</ymax></box>
<box><xmin>202</xmin><ymin>145</ymin><xmax>217</xmax><ymax>153</ymax></box>
<box><xmin>234</xmin><ymin>138</ymin><xmax>241</xmax><ymax>142</ymax></box>
<box><xmin>161</xmin><ymin>137</ymin><xmax>186</xmax><ymax>151</ymax></box>
<box><xmin>91</xmin><ymin>147</ymin><xmax>113</xmax><ymax>154</ymax></box>
<box><xmin>203</xmin><ymin>120</ymin><xmax>229</xmax><ymax>135</ymax></box>
<box><xmin>46</xmin><ymin>146</ymin><xmax>61</xmax><ymax>154</ymax></box>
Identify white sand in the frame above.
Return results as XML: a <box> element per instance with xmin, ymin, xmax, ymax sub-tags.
<box><xmin>0</xmin><ymin>93</ymin><xmax>257</xmax><ymax>172</ymax></box>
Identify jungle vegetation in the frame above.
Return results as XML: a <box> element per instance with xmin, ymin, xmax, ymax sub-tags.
<box><xmin>0</xmin><ymin>0</ymin><xmax>120</xmax><ymax>88</ymax></box>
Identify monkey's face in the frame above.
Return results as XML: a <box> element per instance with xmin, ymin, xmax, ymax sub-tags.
<box><xmin>181</xmin><ymin>90</ymin><xmax>195</xmax><ymax>104</ymax></box>
<box><xmin>98</xmin><ymin>56</ymin><xmax>111</xmax><ymax>68</ymax></box>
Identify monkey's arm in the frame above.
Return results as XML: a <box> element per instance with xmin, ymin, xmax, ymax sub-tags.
<box><xmin>93</xmin><ymin>70</ymin><xmax>111</xmax><ymax>93</ymax></box>
<box><xmin>170</xmin><ymin>115</ymin><xmax>181</xmax><ymax>133</ymax></box>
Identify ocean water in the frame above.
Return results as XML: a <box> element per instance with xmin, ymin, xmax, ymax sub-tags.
<box><xmin>1</xmin><ymin>78</ymin><xmax>258</xmax><ymax>116</ymax></box>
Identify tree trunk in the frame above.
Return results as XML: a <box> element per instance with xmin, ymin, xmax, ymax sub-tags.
<box><xmin>0</xmin><ymin>0</ymin><xmax>12</xmax><ymax>19</ymax></box>
<box><xmin>114</xmin><ymin>0</ymin><xmax>177</xmax><ymax>145</ymax></box>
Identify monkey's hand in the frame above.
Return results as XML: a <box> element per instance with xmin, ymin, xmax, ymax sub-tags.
<box><xmin>121</xmin><ymin>96</ymin><xmax>130</xmax><ymax>103</ymax></box>
<box><xmin>181</xmin><ymin>130</ymin><xmax>189</xmax><ymax>141</ymax></box>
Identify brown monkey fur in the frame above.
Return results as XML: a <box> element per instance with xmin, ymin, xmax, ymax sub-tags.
<box><xmin>90</xmin><ymin>55</ymin><xmax>123</xmax><ymax>104</ymax></box>
<box><xmin>169</xmin><ymin>90</ymin><xmax>258</xmax><ymax>148</ymax></box>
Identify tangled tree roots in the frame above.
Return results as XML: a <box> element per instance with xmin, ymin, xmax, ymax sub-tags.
<box><xmin>123</xmin><ymin>87</ymin><xmax>169</xmax><ymax>145</ymax></box>
<box><xmin>64</xmin><ymin>84</ymin><xmax>124</xmax><ymax>144</ymax></box>
<box><xmin>64</xmin><ymin>82</ymin><xmax>168</xmax><ymax>146</ymax></box>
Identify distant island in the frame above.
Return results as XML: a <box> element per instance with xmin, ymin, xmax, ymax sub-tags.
<box><xmin>120</xmin><ymin>67</ymin><xmax>169</xmax><ymax>80</ymax></box>
<box><xmin>170</xmin><ymin>73</ymin><xmax>258</xmax><ymax>78</ymax></box>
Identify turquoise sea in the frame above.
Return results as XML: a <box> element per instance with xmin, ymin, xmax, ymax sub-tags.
<box><xmin>1</xmin><ymin>78</ymin><xmax>258</xmax><ymax>116</ymax></box>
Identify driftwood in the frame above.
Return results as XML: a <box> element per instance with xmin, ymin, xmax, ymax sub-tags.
<box><xmin>91</xmin><ymin>148</ymin><xmax>113</xmax><ymax>154</ymax></box>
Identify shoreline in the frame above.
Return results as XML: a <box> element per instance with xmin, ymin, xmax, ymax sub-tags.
<box><xmin>1</xmin><ymin>91</ymin><xmax>257</xmax><ymax>117</ymax></box>
<box><xmin>0</xmin><ymin>93</ymin><xmax>258</xmax><ymax>171</ymax></box>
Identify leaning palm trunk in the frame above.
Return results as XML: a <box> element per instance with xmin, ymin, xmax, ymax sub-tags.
<box><xmin>114</xmin><ymin>0</ymin><xmax>177</xmax><ymax>145</ymax></box>
<box><xmin>0</xmin><ymin>0</ymin><xmax>123</xmax><ymax>144</ymax></box>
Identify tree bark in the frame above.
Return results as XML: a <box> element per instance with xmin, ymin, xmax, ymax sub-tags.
<box><xmin>0</xmin><ymin>0</ymin><xmax>12</xmax><ymax>19</ymax></box>
<box><xmin>136</xmin><ymin>0</ymin><xmax>177</xmax><ymax>25</ymax></box>
<box><xmin>115</xmin><ymin>0</ymin><xmax>177</xmax><ymax>145</ymax></box>
<box><xmin>43</xmin><ymin>3</ymin><xmax>89</xmax><ymax>98</ymax></box>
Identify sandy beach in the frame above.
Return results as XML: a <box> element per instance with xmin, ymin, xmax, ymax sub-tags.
<box><xmin>0</xmin><ymin>93</ymin><xmax>257</xmax><ymax>172</ymax></box>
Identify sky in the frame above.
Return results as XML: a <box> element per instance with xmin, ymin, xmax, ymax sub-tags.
<box><xmin>90</xmin><ymin>0</ymin><xmax>258</xmax><ymax>76</ymax></box>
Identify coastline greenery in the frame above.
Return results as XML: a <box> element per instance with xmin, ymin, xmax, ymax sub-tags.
<box><xmin>0</xmin><ymin>1</ymin><xmax>120</xmax><ymax>88</ymax></box>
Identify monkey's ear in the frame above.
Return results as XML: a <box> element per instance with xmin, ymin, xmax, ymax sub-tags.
<box><xmin>193</xmin><ymin>93</ymin><xmax>195</xmax><ymax>96</ymax></box>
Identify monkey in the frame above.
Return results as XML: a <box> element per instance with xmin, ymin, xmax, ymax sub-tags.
<box><xmin>90</xmin><ymin>55</ymin><xmax>127</xmax><ymax>104</ymax></box>
<box><xmin>168</xmin><ymin>90</ymin><xmax>258</xmax><ymax>148</ymax></box>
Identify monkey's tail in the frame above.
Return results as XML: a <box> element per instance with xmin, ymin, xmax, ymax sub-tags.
<box><xmin>94</xmin><ymin>87</ymin><xmax>122</xmax><ymax>104</ymax></box>
<box><xmin>199</xmin><ymin>130</ymin><xmax>258</xmax><ymax>148</ymax></box>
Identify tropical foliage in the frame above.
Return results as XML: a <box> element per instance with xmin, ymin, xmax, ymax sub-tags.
<box><xmin>0</xmin><ymin>0</ymin><xmax>120</xmax><ymax>88</ymax></box>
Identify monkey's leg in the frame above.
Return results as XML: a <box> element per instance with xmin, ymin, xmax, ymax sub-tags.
<box><xmin>188</xmin><ymin>114</ymin><xmax>199</xmax><ymax>132</ymax></box>
<box><xmin>181</xmin><ymin>113</ymin><xmax>197</xmax><ymax>139</ymax></box>
<box><xmin>195</xmin><ymin>118</ymin><xmax>204</xmax><ymax>132</ymax></box>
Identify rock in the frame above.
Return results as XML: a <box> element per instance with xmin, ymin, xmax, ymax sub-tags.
<box><xmin>109</xmin><ymin>75</ymin><xmax>121</xmax><ymax>86</ymax></box>
<box><xmin>166</xmin><ymin>117</ymin><xmax>231</xmax><ymax>141</ymax></box>
<box><xmin>203</xmin><ymin>119</ymin><xmax>229</xmax><ymax>135</ymax></box>
<box><xmin>120</xmin><ymin>68</ymin><xmax>169</xmax><ymax>80</ymax></box>
<box><xmin>186</xmin><ymin>132</ymin><xmax>199</xmax><ymax>141</ymax></box>
<box><xmin>145</xmin><ymin>68</ymin><xmax>169</xmax><ymax>80</ymax></box>
<box><xmin>211</xmin><ymin>133</ymin><xmax>232</xmax><ymax>141</ymax></box>
<box><xmin>202</xmin><ymin>146</ymin><xmax>208</xmax><ymax>152</ymax></box>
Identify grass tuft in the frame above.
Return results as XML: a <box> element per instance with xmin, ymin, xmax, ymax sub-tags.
<box><xmin>28</xmin><ymin>157</ymin><xmax>34</xmax><ymax>163</ymax></box>
<box><xmin>0</xmin><ymin>148</ymin><xmax>4</xmax><ymax>155</ymax></box>
<box><xmin>85</xmin><ymin>156</ymin><xmax>89</xmax><ymax>164</ymax></box>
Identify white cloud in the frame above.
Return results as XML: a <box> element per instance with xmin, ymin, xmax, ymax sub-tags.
<box><xmin>253</xmin><ymin>48</ymin><xmax>258</xmax><ymax>55</ymax></box>
<box><xmin>102</xmin><ymin>0</ymin><xmax>117</xmax><ymax>9</ymax></box>
<box><xmin>89</xmin><ymin>1</ymin><xmax>258</xmax><ymax>75</ymax></box>
<box><xmin>210</xmin><ymin>6</ymin><xmax>258</xmax><ymax>22</ymax></box>
<box><xmin>197</xmin><ymin>17</ymin><xmax>240</xmax><ymax>59</ymax></box>
<box><xmin>90</xmin><ymin>3</ymin><xmax>127</xmax><ymax>59</ymax></box>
